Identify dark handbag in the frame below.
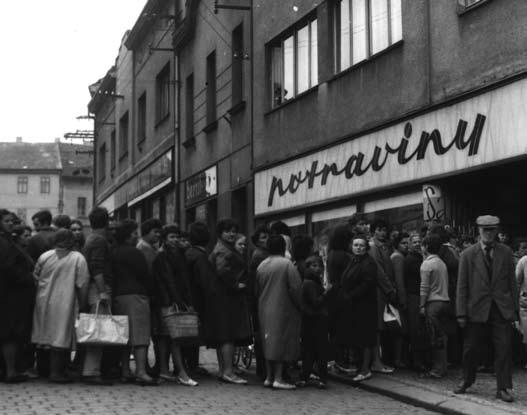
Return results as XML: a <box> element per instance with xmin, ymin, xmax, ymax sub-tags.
<box><xmin>162</xmin><ymin>304</ymin><xmax>199</xmax><ymax>342</ymax></box>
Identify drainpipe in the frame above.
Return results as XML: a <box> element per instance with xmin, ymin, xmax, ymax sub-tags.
<box><xmin>174</xmin><ymin>51</ymin><xmax>181</xmax><ymax>224</ymax></box>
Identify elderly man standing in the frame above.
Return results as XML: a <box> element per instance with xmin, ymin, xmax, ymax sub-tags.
<box><xmin>454</xmin><ymin>215</ymin><xmax>519</xmax><ymax>402</ymax></box>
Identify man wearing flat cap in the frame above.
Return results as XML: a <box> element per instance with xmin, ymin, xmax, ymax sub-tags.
<box><xmin>454</xmin><ymin>215</ymin><xmax>519</xmax><ymax>402</ymax></box>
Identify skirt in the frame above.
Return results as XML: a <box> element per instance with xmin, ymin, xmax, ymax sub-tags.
<box><xmin>113</xmin><ymin>295</ymin><xmax>151</xmax><ymax>347</ymax></box>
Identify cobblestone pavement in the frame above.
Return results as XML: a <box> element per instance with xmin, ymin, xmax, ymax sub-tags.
<box><xmin>0</xmin><ymin>376</ymin><xmax>438</xmax><ymax>415</ymax></box>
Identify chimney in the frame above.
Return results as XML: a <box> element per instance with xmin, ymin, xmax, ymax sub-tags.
<box><xmin>55</xmin><ymin>137</ymin><xmax>61</xmax><ymax>143</ymax></box>
<box><xmin>16</xmin><ymin>136</ymin><xmax>22</xmax><ymax>143</ymax></box>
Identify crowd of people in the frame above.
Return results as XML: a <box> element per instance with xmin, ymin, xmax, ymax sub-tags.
<box><xmin>0</xmin><ymin>206</ymin><xmax>525</xmax><ymax>400</ymax></box>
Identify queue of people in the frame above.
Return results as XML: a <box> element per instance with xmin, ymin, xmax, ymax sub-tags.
<box><xmin>0</xmin><ymin>206</ymin><xmax>525</xmax><ymax>401</ymax></box>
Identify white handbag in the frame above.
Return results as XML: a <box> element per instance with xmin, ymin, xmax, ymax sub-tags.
<box><xmin>76</xmin><ymin>302</ymin><xmax>129</xmax><ymax>346</ymax></box>
<box><xmin>383</xmin><ymin>304</ymin><xmax>402</xmax><ymax>329</ymax></box>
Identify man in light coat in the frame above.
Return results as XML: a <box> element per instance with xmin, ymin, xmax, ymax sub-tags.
<box><xmin>454</xmin><ymin>215</ymin><xmax>519</xmax><ymax>402</ymax></box>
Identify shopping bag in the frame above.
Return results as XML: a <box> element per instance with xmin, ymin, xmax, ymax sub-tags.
<box><xmin>383</xmin><ymin>304</ymin><xmax>402</xmax><ymax>333</ymax></box>
<box><xmin>76</xmin><ymin>302</ymin><xmax>129</xmax><ymax>346</ymax></box>
<box><xmin>162</xmin><ymin>304</ymin><xmax>199</xmax><ymax>342</ymax></box>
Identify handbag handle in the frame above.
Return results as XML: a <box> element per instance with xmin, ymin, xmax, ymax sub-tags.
<box><xmin>95</xmin><ymin>300</ymin><xmax>113</xmax><ymax>319</ymax></box>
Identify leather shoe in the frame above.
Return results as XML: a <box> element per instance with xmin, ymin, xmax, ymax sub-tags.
<box><xmin>496</xmin><ymin>389</ymin><xmax>514</xmax><ymax>402</ymax></box>
<box><xmin>453</xmin><ymin>382</ymin><xmax>471</xmax><ymax>394</ymax></box>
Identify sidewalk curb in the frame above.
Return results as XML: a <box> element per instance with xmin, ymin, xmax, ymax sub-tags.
<box><xmin>329</xmin><ymin>372</ymin><xmax>522</xmax><ymax>415</ymax></box>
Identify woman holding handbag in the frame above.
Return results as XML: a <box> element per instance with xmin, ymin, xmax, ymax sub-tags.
<box><xmin>152</xmin><ymin>224</ymin><xmax>198</xmax><ymax>386</ymax></box>
<box><xmin>111</xmin><ymin>219</ymin><xmax>157</xmax><ymax>386</ymax></box>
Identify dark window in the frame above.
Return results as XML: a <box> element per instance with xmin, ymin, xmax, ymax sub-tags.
<box><xmin>40</xmin><ymin>176</ymin><xmax>50</xmax><ymax>194</ymax></box>
<box><xmin>138</xmin><ymin>92</ymin><xmax>147</xmax><ymax>144</ymax></box>
<box><xmin>77</xmin><ymin>197</ymin><xmax>87</xmax><ymax>217</ymax></box>
<box><xmin>185</xmin><ymin>73</ymin><xmax>194</xmax><ymax>140</ymax></box>
<box><xmin>99</xmin><ymin>143</ymin><xmax>106</xmax><ymax>182</ymax></box>
<box><xmin>110</xmin><ymin>130</ymin><xmax>116</xmax><ymax>171</ymax></box>
<box><xmin>156</xmin><ymin>63</ymin><xmax>170</xmax><ymax>124</ymax></box>
<box><xmin>206</xmin><ymin>51</ymin><xmax>217</xmax><ymax>126</ymax></box>
<box><xmin>270</xmin><ymin>17</ymin><xmax>318</xmax><ymax>108</ymax></box>
<box><xmin>232</xmin><ymin>24</ymin><xmax>244</xmax><ymax>106</ymax></box>
<box><xmin>17</xmin><ymin>176</ymin><xmax>28</xmax><ymax>194</ymax></box>
<box><xmin>334</xmin><ymin>0</ymin><xmax>402</xmax><ymax>73</ymax></box>
<box><xmin>119</xmin><ymin>112</ymin><xmax>129</xmax><ymax>160</ymax></box>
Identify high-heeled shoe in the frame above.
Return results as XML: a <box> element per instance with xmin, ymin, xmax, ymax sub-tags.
<box><xmin>177</xmin><ymin>376</ymin><xmax>198</xmax><ymax>387</ymax></box>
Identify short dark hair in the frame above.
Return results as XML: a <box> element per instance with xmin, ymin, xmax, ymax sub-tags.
<box><xmin>251</xmin><ymin>225</ymin><xmax>269</xmax><ymax>246</ymax></box>
<box><xmin>70</xmin><ymin>219</ymin><xmax>83</xmax><ymax>229</ymax></box>
<box><xmin>270</xmin><ymin>220</ymin><xmax>291</xmax><ymax>237</ymax></box>
<box><xmin>189</xmin><ymin>222</ymin><xmax>210</xmax><ymax>246</ymax></box>
<box><xmin>161</xmin><ymin>224</ymin><xmax>182</xmax><ymax>240</ymax></box>
<box><xmin>328</xmin><ymin>225</ymin><xmax>352</xmax><ymax>251</ymax></box>
<box><xmin>422</xmin><ymin>234</ymin><xmax>442</xmax><ymax>254</ymax></box>
<box><xmin>305</xmin><ymin>254</ymin><xmax>323</xmax><ymax>268</ymax></box>
<box><xmin>141</xmin><ymin>218</ymin><xmax>163</xmax><ymax>236</ymax></box>
<box><xmin>216</xmin><ymin>218</ymin><xmax>239</xmax><ymax>236</ymax></box>
<box><xmin>0</xmin><ymin>209</ymin><xmax>12</xmax><ymax>221</ymax></box>
<box><xmin>392</xmin><ymin>232</ymin><xmax>410</xmax><ymax>250</ymax></box>
<box><xmin>429</xmin><ymin>224</ymin><xmax>448</xmax><ymax>243</ymax></box>
<box><xmin>267</xmin><ymin>234</ymin><xmax>286</xmax><ymax>256</ymax></box>
<box><xmin>292</xmin><ymin>234</ymin><xmax>314</xmax><ymax>262</ymax></box>
<box><xmin>53</xmin><ymin>214</ymin><xmax>71</xmax><ymax>229</ymax></box>
<box><xmin>32</xmin><ymin>210</ymin><xmax>52</xmax><ymax>226</ymax></box>
<box><xmin>115</xmin><ymin>219</ymin><xmax>138</xmax><ymax>244</ymax></box>
<box><xmin>371</xmin><ymin>219</ymin><xmax>389</xmax><ymax>232</ymax></box>
<box><xmin>88</xmin><ymin>207</ymin><xmax>109</xmax><ymax>229</ymax></box>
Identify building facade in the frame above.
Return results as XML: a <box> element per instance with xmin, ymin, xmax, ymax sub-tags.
<box><xmin>0</xmin><ymin>140</ymin><xmax>93</xmax><ymax>226</ymax></box>
<box><xmin>174</xmin><ymin>0</ymin><xmax>253</xmax><ymax>237</ymax></box>
<box><xmin>252</xmin><ymin>0</ymin><xmax>527</xmax><ymax>245</ymax></box>
<box><xmin>91</xmin><ymin>0</ymin><xmax>179</xmax><ymax>224</ymax></box>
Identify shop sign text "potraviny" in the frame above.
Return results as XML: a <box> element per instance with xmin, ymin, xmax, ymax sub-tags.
<box><xmin>254</xmin><ymin>77</ymin><xmax>527</xmax><ymax>215</ymax></box>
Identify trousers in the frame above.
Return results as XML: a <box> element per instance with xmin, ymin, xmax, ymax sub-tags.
<box><xmin>462</xmin><ymin>302</ymin><xmax>513</xmax><ymax>390</ymax></box>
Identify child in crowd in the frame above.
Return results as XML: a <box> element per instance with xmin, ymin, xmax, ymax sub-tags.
<box><xmin>299</xmin><ymin>255</ymin><xmax>329</xmax><ymax>388</ymax></box>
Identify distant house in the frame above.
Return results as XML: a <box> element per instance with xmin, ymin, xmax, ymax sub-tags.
<box><xmin>58</xmin><ymin>142</ymin><xmax>93</xmax><ymax>228</ymax></box>
<box><xmin>0</xmin><ymin>139</ymin><xmax>93</xmax><ymax>227</ymax></box>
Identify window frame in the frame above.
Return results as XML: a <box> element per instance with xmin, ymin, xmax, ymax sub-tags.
<box><xmin>77</xmin><ymin>196</ymin><xmax>87</xmax><ymax>218</ymax></box>
<box><xmin>232</xmin><ymin>23</ymin><xmax>244</xmax><ymax>107</ymax></box>
<box><xmin>269</xmin><ymin>14</ymin><xmax>318</xmax><ymax>109</ymax></box>
<box><xmin>155</xmin><ymin>63</ymin><xmax>171</xmax><ymax>125</ymax></box>
<box><xmin>333</xmin><ymin>0</ymin><xmax>402</xmax><ymax>74</ymax></box>
<box><xmin>137</xmin><ymin>92</ymin><xmax>147</xmax><ymax>145</ymax></box>
<box><xmin>457</xmin><ymin>0</ymin><xmax>490</xmax><ymax>14</ymax></box>
<box><xmin>17</xmin><ymin>176</ymin><xmax>28</xmax><ymax>194</ymax></box>
<box><xmin>185</xmin><ymin>73</ymin><xmax>195</xmax><ymax>140</ymax></box>
<box><xmin>110</xmin><ymin>130</ymin><xmax>116</xmax><ymax>172</ymax></box>
<box><xmin>119</xmin><ymin>112</ymin><xmax>129</xmax><ymax>161</ymax></box>
<box><xmin>205</xmin><ymin>50</ymin><xmax>217</xmax><ymax>130</ymax></box>
<box><xmin>98</xmin><ymin>142</ymin><xmax>107</xmax><ymax>183</ymax></box>
<box><xmin>40</xmin><ymin>176</ymin><xmax>51</xmax><ymax>194</ymax></box>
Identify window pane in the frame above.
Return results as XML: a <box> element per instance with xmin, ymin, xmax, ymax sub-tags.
<box><xmin>371</xmin><ymin>0</ymin><xmax>389</xmax><ymax>55</ymax></box>
<box><xmin>271</xmin><ymin>46</ymin><xmax>283</xmax><ymax>106</ymax></box>
<box><xmin>310</xmin><ymin>19</ymin><xmax>318</xmax><ymax>87</ymax></box>
<box><xmin>340</xmin><ymin>0</ymin><xmax>351</xmax><ymax>70</ymax></box>
<box><xmin>352</xmin><ymin>0</ymin><xmax>368</xmax><ymax>63</ymax></box>
<box><xmin>283</xmin><ymin>35</ymin><xmax>294</xmax><ymax>101</ymax></box>
<box><xmin>390</xmin><ymin>0</ymin><xmax>402</xmax><ymax>43</ymax></box>
<box><xmin>297</xmin><ymin>25</ymin><xmax>309</xmax><ymax>94</ymax></box>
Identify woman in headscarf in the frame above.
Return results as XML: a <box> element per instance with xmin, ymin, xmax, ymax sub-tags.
<box><xmin>208</xmin><ymin>219</ymin><xmax>252</xmax><ymax>384</ymax></box>
<box><xmin>32</xmin><ymin>228</ymin><xmax>90</xmax><ymax>383</ymax></box>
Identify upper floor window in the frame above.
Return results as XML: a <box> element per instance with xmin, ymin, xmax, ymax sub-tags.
<box><xmin>270</xmin><ymin>17</ymin><xmax>318</xmax><ymax>108</ymax></box>
<box><xmin>40</xmin><ymin>176</ymin><xmax>50</xmax><ymax>194</ymax></box>
<box><xmin>17</xmin><ymin>176</ymin><xmax>28</xmax><ymax>194</ymax></box>
<box><xmin>119</xmin><ymin>112</ymin><xmax>129</xmax><ymax>160</ymax></box>
<box><xmin>137</xmin><ymin>92</ymin><xmax>147</xmax><ymax>144</ymax></box>
<box><xmin>206</xmin><ymin>51</ymin><xmax>217</xmax><ymax>127</ymax></box>
<box><xmin>77</xmin><ymin>197</ymin><xmax>87</xmax><ymax>217</ymax></box>
<box><xmin>186</xmin><ymin>73</ymin><xmax>194</xmax><ymax>140</ymax></box>
<box><xmin>110</xmin><ymin>130</ymin><xmax>116</xmax><ymax>171</ymax></box>
<box><xmin>334</xmin><ymin>0</ymin><xmax>402</xmax><ymax>72</ymax></box>
<box><xmin>232</xmin><ymin>23</ymin><xmax>244</xmax><ymax>106</ymax></box>
<box><xmin>156</xmin><ymin>63</ymin><xmax>170</xmax><ymax>124</ymax></box>
<box><xmin>99</xmin><ymin>143</ymin><xmax>106</xmax><ymax>182</ymax></box>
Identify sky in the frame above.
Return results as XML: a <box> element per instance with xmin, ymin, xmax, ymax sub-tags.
<box><xmin>0</xmin><ymin>0</ymin><xmax>148</xmax><ymax>143</ymax></box>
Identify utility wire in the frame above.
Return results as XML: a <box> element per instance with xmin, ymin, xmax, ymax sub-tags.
<box><xmin>197</xmin><ymin>6</ymin><xmax>232</xmax><ymax>49</ymax></box>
